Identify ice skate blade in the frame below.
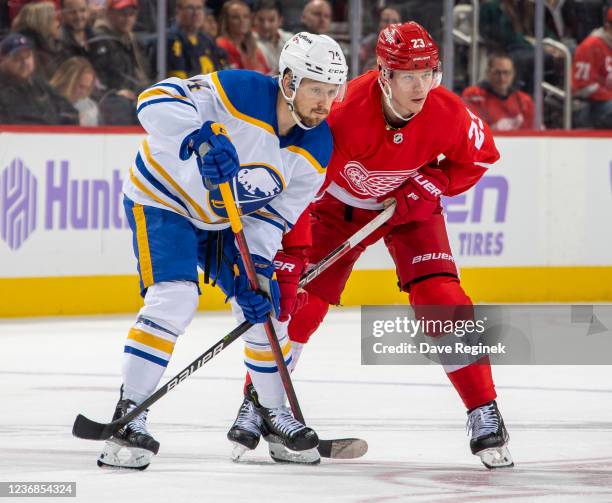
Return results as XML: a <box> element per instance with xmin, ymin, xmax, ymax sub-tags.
<box><xmin>476</xmin><ymin>445</ymin><xmax>514</xmax><ymax>469</ymax></box>
<box><xmin>97</xmin><ymin>440</ymin><xmax>153</xmax><ymax>470</ymax></box>
<box><xmin>230</xmin><ymin>442</ymin><xmax>251</xmax><ymax>462</ymax></box>
<box><xmin>269</xmin><ymin>441</ymin><xmax>320</xmax><ymax>465</ymax></box>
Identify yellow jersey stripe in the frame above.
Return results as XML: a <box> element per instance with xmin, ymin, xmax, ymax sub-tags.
<box><xmin>138</xmin><ymin>87</ymin><xmax>188</xmax><ymax>104</ymax></box>
<box><xmin>128</xmin><ymin>328</ymin><xmax>175</xmax><ymax>354</ymax></box>
<box><xmin>132</xmin><ymin>204</ymin><xmax>154</xmax><ymax>287</ymax></box>
<box><xmin>286</xmin><ymin>145</ymin><xmax>326</xmax><ymax>174</ymax></box>
<box><xmin>210</xmin><ymin>72</ymin><xmax>276</xmax><ymax>136</ymax></box>
<box><xmin>142</xmin><ymin>139</ymin><xmax>212</xmax><ymax>223</ymax></box>
<box><xmin>244</xmin><ymin>340</ymin><xmax>292</xmax><ymax>362</ymax></box>
<box><xmin>129</xmin><ymin>167</ymin><xmax>188</xmax><ymax>217</ymax></box>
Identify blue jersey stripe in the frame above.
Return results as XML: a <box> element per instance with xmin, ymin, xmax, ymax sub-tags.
<box><xmin>135</xmin><ymin>153</ymin><xmax>194</xmax><ymax>217</ymax></box>
<box><xmin>248</xmin><ymin>213</ymin><xmax>285</xmax><ymax>232</ymax></box>
<box><xmin>152</xmin><ymin>82</ymin><xmax>187</xmax><ymax>97</ymax></box>
<box><xmin>137</xmin><ymin>97</ymin><xmax>197</xmax><ymax>115</ymax></box>
<box><xmin>124</xmin><ymin>345</ymin><xmax>169</xmax><ymax>367</ymax></box>
<box><xmin>244</xmin><ymin>356</ymin><xmax>292</xmax><ymax>374</ymax></box>
<box><xmin>264</xmin><ymin>204</ymin><xmax>293</xmax><ymax>229</ymax></box>
<box><xmin>136</xmin><ymin>316</ymin><xmax>179</xmax><ymax>337</ymax></box>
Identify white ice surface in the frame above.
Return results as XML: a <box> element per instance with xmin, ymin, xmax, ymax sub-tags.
<box><xmin>1</xmin><ymin>309</ymin><xmax>611</xmax><ymax>503</ymax></box>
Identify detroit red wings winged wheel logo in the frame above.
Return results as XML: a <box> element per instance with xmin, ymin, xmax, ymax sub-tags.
<box><xmin>340</xmin><ymin>161</ymin><xmax>418</xmax><ymax>197</ymax></box>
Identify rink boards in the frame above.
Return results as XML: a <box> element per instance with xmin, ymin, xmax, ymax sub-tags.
<box><xmin>0</xmin><ymin>127</ymin><xmax>611</xmax><ymax>316</ymax></box>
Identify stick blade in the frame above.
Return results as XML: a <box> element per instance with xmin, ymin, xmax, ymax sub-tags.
<box><xmin>72</xmin><ymin>414</ymin><xmax>113</xmax><ymax>440</ymax></box>
<box><xmin>318</xmin><ymin>438</ymin><xmax>368</xmax><ymax>459</ymax></box>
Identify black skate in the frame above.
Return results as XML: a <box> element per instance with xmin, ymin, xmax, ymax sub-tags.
<box><xmin>255</xmin><ymin>400</ymin><xmax>319</xmax><ymax>454</ymax></box>
<box><xmin>467</xmin><ymin>400</ymin><xmax>514</xmax><ymax>469</ymax></box>
<box><xmin>227</xmin><ymin>387</ymin><xmax>263</xmax><ymax>461</ymax></box>
<box><xmin>97</xmin><ymin>392</ymin><xmax>159</xmax><ymax>470</ymax></box>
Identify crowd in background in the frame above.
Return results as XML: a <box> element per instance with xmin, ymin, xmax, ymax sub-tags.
<box><xmin>0</xmin><ymin>0</ymin><xmax>610</xmax><ymax>129</ymax></box>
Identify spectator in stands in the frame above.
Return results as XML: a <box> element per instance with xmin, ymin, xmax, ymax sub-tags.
<box><xmin>50</xmin><ymin>56</ymin><xmax>99</xmax><ymax>125</ymax></box>
<box><xmin>462</xmin><ymin>51</ymin><xmax>535</xmax><ymax>131</ymax></box>
<box><xmin>0</xmin><ymin>33</ymin><xmax>78</xmax><ymax>124</ymax></box>
<box><xmin>359</xmin><ymin>5</ymin><xmax>400</xmax><ymax>72</ymax></box>
<box><xmin>167</xmin><ymin>0</ymin><xmax>227</xmax><ymax>78</ymax></box>
<box><xmin>90</xmin><ymin>0</ymin><xmax>151</xmax><ymax>94</ymax></box>
<box><xmin>216</xmin><ymin>0</ymin><xmax>269</xmax><ymax>73</ymax></box>
<box><xmin>11</xmin><ymin>1</ymin><xmax>62</xmax><ymax>79</ymax></box>
<box><xmin>252</xmin><ymin>0</ymin><xmax>291</xmax><ymax>74</ymax></box>
<box><xmin>202</xmin><ymin>8</ymin><xmax>219</xmax><ymax>38</ymax></box>
<box><xmin>479</xmin><ymin>0</ymin><xmax>565</xmax><ymax>93</ymax></box>
<box><xmin>572</xmin><ymin>6</ymin><xmax>612</xmax><ymax>129</ymax></box>
<box><xmin>87</xmin><ymin>0</ymin><xmax>106</xmax><ymax>24</ymax></box>
<box><xmin>9</xmin><ymin>0</ymin><xmax>61</xmax><ymax>22</ymax></box>
<box><xmin>298</xmin><ymin>0</ymin><xmax>332</xmax><ymax>35</ymax></box>
<box><xmin>58</xmin><ymin>0</ymin><xmax>94</xmax><ymax>61</ymax></box>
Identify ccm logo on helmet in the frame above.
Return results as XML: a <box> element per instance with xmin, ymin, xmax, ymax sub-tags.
<box><xmin>273</xmin><ymin>260</ymin><xmax>296</xmax><ymax>272</ymax></box>
<box><xmin>412</xmin><ymin>253</ymin><xmax>455</xmax><ymax>264</ymax></box>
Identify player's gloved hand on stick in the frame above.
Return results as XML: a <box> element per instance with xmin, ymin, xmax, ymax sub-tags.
<box><xmin>234</xmin><ymin>254</ymin><xmax>281</xmax><ymax>324</ymax></box>
<box><xmin>180</xmin><ymin>121</ymin><xmax>239</xmax><ymax>186</ymax></box>
<box><xmin>380</xmin><ymin>165</ymin><xmax>449</xmax><ymax>226</ymax></box>
<box><xmin>273</xmin><ymin>250</ymin><xmax>308</xmax><ymax>322</ymax></box>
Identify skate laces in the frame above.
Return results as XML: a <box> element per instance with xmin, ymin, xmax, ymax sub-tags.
<box><xmin>269</xmin><ymin>406</ymin><xmax>306</xmax><ymax>437</ymax></box>
<box><xmin>467</xmin><ymin>402</ymin><xmax>499</xmax><ymax>439</ymax></box>
<box><xmin>126</xmin><ymin>403</ymin><xmax>149</xmax><ymax>435</ymax></box>
<box><xmin>234</xmin><ymin>398</ymin><xmax>262</xmax><ymax>434</ymax></box>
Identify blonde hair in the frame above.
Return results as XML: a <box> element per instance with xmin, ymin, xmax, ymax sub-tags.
<box><xmin>12</xmin><ymin>2</ymin><xmax>58</xmax><ymax>42</ymax></box>
<box><xmin>219</xmin><ymin>0</ymin><xmax>258</xmax><ymax>59</ymax></box>
<box><xmin>50</xmin><ymin>57</ymin><xmax>96</xmax><ymax>102</ymax></box>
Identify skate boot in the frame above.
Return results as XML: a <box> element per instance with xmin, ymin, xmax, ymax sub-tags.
<box><xmin>227</xmin><ymin>386</ymin><xmax>264</xmax><ymax>461</ymax></box>
<box><xmin>97</xmin><ymin>391</ymin><xmax>160</xmax><ymax>470</ymax></box>
<box><xmin>467</xmin><ymin>400</ymin><xmax>514</xmax><ymax>469</ymax></box>
<box><xmin>245</xmin><ymin>385</ymin><xmax>320</xmax><ymax>464</ymax></box>
<box><xmin>254</xmin><ymin>394</ymin><xmax>319</xmax><ymax>455</ymax></box>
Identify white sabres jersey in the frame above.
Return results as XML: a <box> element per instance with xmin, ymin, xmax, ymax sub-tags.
<box><xmin>123</xmin><ymin>70</ymin><xmax>332</xmax><ymax>260</ymax></box>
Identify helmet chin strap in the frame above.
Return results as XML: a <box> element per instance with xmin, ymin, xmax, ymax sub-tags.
<box><xmin>279</xmin><ymin>75</ymin><xmax>316</xmax><ymax>131</ymax></box>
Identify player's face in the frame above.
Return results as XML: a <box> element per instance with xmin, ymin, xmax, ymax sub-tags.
<box><xmin>294</xmin><ymin>79</ymin><xmax>340</xmax><ymax>128</ymax></box>
<box><xmin>387</xmin><ymin>68</ymin><xmax>434</xmax><ymax>115</ymax></box>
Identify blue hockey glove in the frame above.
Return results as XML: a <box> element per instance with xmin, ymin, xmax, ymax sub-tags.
<box><xmin>180</xmin><ymin>121</ymin><xmax>239</xmax><ymax>186</ymax></box>
<box><xmin>233</xmin><ymin>254</ymin><xmax>281</xmax><ymax>324</ymax></box>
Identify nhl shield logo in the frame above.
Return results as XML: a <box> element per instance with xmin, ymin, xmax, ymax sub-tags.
<box><xmin>393</xmin><ymin>133</ymin><xmax>403</xmax><ymax>144</ymax></box>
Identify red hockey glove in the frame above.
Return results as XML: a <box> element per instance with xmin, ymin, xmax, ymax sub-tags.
<box><xmin>273</xmin><ymin>250</ymin><xmax>308</xmax><ymax>322</ymax></box>
<box><xmin>381</xmin><ymin>166</ymin><xmax>449</xmax><ymax>226</ymax></box>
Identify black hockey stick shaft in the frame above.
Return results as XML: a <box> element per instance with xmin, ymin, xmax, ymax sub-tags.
<box><xmin>72</xmin><ymin>202</ymin><xmax>395</xmax><ymax>441</ymax></box>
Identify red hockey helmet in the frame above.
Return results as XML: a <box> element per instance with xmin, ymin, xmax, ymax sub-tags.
<box><xmin>376</xmin><ymin>21</ymin><xmax>440</xmax><ymax>72</ymax></box>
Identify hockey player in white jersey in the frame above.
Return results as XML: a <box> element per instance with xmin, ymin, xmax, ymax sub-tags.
<box><xmin>97</xmin><ymin>32</ymin><xmax>348</xmax><ymax>470</ymax></box>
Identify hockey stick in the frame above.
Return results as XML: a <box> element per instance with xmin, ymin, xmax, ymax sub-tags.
<box><xmin>219</xmin><ymin>182</ymin><xmax>305</xmax><ymax>423</ymax></box>
<box><xmin>73</xmin><ymin>201</ymin><xmax>395</xmax><ymax>456</ymax></box>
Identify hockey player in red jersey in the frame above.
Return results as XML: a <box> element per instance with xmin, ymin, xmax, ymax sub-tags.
<box><xmin>228</xmin><ymin>21</ymin><xmax>513</xmax><ymax>469</ymax></box>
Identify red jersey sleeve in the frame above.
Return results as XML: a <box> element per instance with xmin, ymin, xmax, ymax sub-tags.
<box><xmin>281</xmin><ymin>208</ymin><xmax>312</xmax><ymax>259</ymax></box>
<box><xmin>440</xmin><ymin>101</ymin><xmax>500</xmax><ymax>197</ymax></box>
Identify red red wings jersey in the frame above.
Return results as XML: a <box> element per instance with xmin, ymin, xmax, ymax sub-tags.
<box><xmin>572</xmin><ymin>29</ymin><xmax>612</xmax><ymax>102</ymax></box>
<box><xmin>461</xmin><ymin>85</ymin><xmax>534</xmax><ymax>131</ymax></box>
<box><xmin>325</xmin><ymin>71</ymin><xmax>500</xmax><ymax>208</ymax></box>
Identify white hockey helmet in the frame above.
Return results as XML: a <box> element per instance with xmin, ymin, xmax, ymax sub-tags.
<box><xmin>278</xmin><ymin>32</ymin><xmax>348</xmax><ymax>129</ymax></box>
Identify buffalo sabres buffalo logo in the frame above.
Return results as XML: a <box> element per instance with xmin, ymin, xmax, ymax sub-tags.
<box><xmin>340</xmin><ymin>161</ymin><xmax>419</xmax><ymax>198</ymax></box>
<box><xmin>208</xmin><ymin>163</ymin><xmax>284</xmax><ymax>218</ymax></box>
